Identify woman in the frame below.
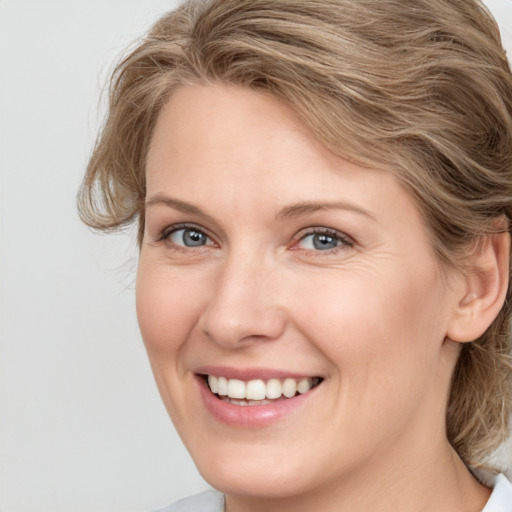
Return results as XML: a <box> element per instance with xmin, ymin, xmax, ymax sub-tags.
<box><xmin>79</xmin><ymin>0</ymin><xmax>512</xmax><ymax>510</ymax></box>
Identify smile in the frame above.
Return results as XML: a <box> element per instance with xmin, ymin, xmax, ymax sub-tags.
<box><xmin>206</xmin><ymin>375</ymin><xmax>323</xmax><ymax>405</ymax></box>
<box><xmin>196</xmin><ymin>368</ymin><xmax>324</xmax><ymax>427</ymax></box>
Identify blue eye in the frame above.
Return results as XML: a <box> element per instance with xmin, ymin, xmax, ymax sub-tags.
<box><xmin>168</xmin><ymin>227</ymin><xmax>211</xmax><ymax>247</ymax></box>
<box><xmin>296</xmin><ymin>230</ymin><xmax>350</xmax><ymax>251</ymax></box>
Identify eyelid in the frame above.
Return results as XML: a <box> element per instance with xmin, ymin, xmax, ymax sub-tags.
<box><xmin>291</xmin><ymin>226</ymin><xmax>355</xmax><ymax>251</ymax></box>
<box><xmin>161</xmin><ymin>223</ymin><xmax>217</xmax><ymax>246</ymax></box>
<box><xmin>158</xmin><ymin>223</ymin><xmax>354</xmax><ymax>253</ymax></box>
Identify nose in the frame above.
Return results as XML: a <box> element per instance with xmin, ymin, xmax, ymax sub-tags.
<box><xmin>199</xmin><ymin>250</ymin><xmax>287</xmax><ymax>349</ymax></box>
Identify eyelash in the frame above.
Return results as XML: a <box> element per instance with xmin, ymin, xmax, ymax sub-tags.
<box><xmin>159</xmin><ymin>224</ymin><xmax>354</xmax><ymax>254</ymax></box>
<box><xmin>292</xmin><ymin>227</ymin><xmax>354</xmax><ymax>255</ymax></box>
<box><xmin>160</xmin><ymin>223</ymin><xmax>216</xmax><ymax>252</ymax></box>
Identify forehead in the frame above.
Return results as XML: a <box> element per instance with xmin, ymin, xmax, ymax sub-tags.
<box><xmin>147</xmin><ymin>83</ymin><xmax>335</xmax><ymax>183</ymax></box>
<box><xmin>145</xmin><ymin>83</ymin><xmax>420</xmax><ymax>229</ymax></box>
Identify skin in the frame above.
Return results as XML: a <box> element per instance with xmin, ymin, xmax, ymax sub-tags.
<box><xmin>137</xmin><ymin>83</ymin><xmax>494</xmax><ymax>511</ymax></box>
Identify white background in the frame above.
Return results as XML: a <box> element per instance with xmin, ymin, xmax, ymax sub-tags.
<box><xmin>1</xmin><ymin>1</ymin><xmax>511</xmax><ymax>511</ymax></box>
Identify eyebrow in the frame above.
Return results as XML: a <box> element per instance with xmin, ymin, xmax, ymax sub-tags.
<box><xmin>146</xmin><ymin>194</ymin><xmax>204</xmax><ymax>215</ymax></box>
<box><xmin>146</xmin><ymin>194</ymin><xmax>377</xmax><ymax>223</ymax></box>
<box><xmin>146</xmin><ymin>194</ymin><xmax>219</xmax><ymax>224</ymax></box>
<box><xmin>276</xmin><ymin>201</ymin><xmax>377</xmax><ymax>222</ymax></box>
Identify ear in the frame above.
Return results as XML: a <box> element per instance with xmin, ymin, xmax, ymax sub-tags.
<box><xmin>447</xmin><ymin>226</ymin><xmax>510</xmax><ymax>343</ymax></box>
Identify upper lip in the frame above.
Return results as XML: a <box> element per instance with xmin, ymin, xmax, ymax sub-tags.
<box><xmin>195</xmin><ymin>365</ymin><xmax>321</xmax><ymax>381</ymax></box>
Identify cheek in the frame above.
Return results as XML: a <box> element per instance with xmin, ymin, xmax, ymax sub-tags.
<box><xmin>135</xmin><ymin>258</ymin><xmax>206</xmax><ymax>357</ymax></box>
<box><xmin>290</xmin><ymin>264</ymin><xmax>446</xmax><ymax>390</ymax></box>
<box><xmin>294</xmin><ymin>271</ymin><xmax>449</xmax><ymax>453</ymax></box>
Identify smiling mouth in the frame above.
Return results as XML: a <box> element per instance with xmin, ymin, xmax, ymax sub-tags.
<box><xmin>203</xmin><ymin>375</ymin><xmax>323</xmax><ymax>406</ymax></box>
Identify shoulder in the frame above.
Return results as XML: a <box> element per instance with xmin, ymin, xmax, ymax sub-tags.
<box><xmin>151</xmin><ymin>490</ymin><xmax>225</xmax><ymax>512</ymax></box>
<box><xmin>482</xmin><ymin>474</ymin><xmax>512</xmax><ymax>512</ymax></box>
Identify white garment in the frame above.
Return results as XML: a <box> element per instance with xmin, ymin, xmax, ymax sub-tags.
<box><xmin>482</xmin><ymin>474</ymin><xmax>512</xmax><ymax>511</ymax></box>
<box><xmin>154</xmin><ymin>474</ymin><xmax>512</xmax><ymax>511</ymax></box>
<box><xmin>153</xmin><ymin>490</ymin><xmax>224</xmax><ymax>512</ymax></box>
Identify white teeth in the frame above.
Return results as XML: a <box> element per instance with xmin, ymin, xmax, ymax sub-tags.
<box><xmin>206</xmin><ymin>375</ymin><xmax>320</xmax><ymax>401</ymax></box>
<box><xmin>208</xmin><ymin>375</ymin><xmax>218</xmax><ymax>394</ymax></box>
<box><xmin>297</xmin><ymin>378</ymin><xmax>313</xmax><ymax>394</ymax></box>
<box><xmin>223</xmin><ymin>398</ymin><xmax>248</xmax><ymax>406</ymax></box>
<box><xmin>266</xmin><ymin>379</ymin><xmax>282</xmax><ymax>399</ymax></box>
<box><xmin>246</xmin><ymin>379</ymin><xmax>266</xmax><ymax>400</ymax></box>
<box><xmin>217</xmin><ymin>376</ymin><xmax>228</xmax><ymax>396</ymax></box>
<box><xmin>227</xmin><ymin>379</ymin><xmax>246</xmax><ymax>399</ymax></box>
<box><xmin>282</xmin><ymin>378</ymin><xmax>297</xmax><ymax>398</ymax></box>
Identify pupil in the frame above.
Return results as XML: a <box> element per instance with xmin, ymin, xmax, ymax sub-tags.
<box><xmin>183</xmin><ymin>229</ymin><xmax>206</xmax><ymax>247</ymax></box>
<box><xmin>313</xmin><ymin>234</ymin><xmax>337</xmax><ymax>250</ymax></box>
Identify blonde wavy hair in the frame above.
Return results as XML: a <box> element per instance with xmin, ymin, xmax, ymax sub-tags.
<box><xmin>79</xmin><ymin>0</ymin><xmax>512</xmax><ymax>470</ymax></box>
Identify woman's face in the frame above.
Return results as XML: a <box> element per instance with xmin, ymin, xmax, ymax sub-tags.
<box><xmin>137</xmin><ymin>84</ymin><xmax>463</xmax><ymax>499</ymax></box>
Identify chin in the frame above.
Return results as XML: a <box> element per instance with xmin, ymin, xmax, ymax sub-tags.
<box><xmin>185</xmin><ymin>434</ymin><xmax>337</xmax><ymax>500</ymax></box>
<box><xmin>197</xmin><ymin>456</ymin><xmax>312</xmax><ymax>498</ymax></box>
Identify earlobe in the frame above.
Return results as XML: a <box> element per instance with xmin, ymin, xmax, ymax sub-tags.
<box><xmin>447</xmin><ymin>227</ymin><xmax>510</xmax><ymax>343</ymax></box>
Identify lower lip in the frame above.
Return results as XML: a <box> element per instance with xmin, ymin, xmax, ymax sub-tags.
<box><xmin>197</xmin><ymin>377</ymin><xmax>319</xmax><ymax>428</ymax></box>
